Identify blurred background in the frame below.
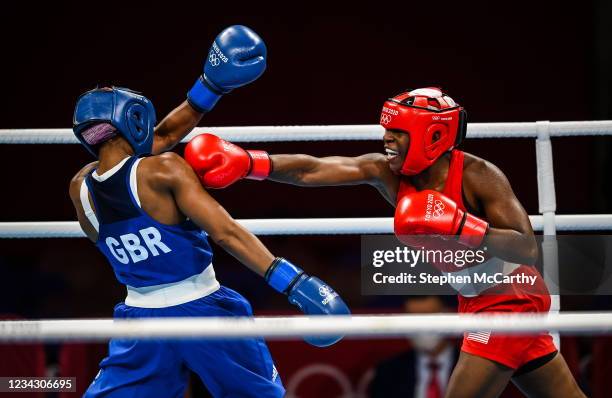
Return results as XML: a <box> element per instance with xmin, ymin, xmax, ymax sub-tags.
<box><xmin>1</xmin><ymin>1</ymin><xmax>611</xmax><ymax>397</ymax></box>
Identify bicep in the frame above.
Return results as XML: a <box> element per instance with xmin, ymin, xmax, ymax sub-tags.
<box><xmin>475</xmin><ymin>164</ymin><xmax>533</xmax><ymax>234</ymax></box>
<box><xmin>303</xmin><ymin>156</ymin><xmax>369</xmax><ymax>185</ymax></box>
<box><xmin>68</xmin><ymin>177</ymin><xmax>98</xmax><ymax>242</ymax></box>
<box><xmin>484</xmin><ymin>194</ymin><xmax>533</xmax><ymax>233</ymax></box>
<box><xmin>168</xmin><ymin>161</ymin><xmax>238</xmax><ymax>238</ymax></box>
<box><xmin>151</xmin><ymin>135</ymin><xmax>173</xmax><ymax>155</ymax></box>
<box><xmin>152</xmin><ymin>101</ymin><xmax>204</xmax><ymax>154</ymax></box>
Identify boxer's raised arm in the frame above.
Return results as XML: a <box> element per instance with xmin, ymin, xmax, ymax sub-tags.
<box><xmin>269</xmin><ymin>153</ymin><xmax>389</xmax><ymax>187</ymax></box>
<box><xmin>152</xmin><ymin>101</ymin><xmax>204</xmax><ymax>154</ymax></box>
<box><xmin>153</xmin><ymin>25</ymin><xmax>267</xmax><ymax>154</ymax></box>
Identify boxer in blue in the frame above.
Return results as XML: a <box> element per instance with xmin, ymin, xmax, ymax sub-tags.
<box><xmin>68</xmin><ymin>25</ymin><xmax>350</xmax><ymax>398</ymax></box>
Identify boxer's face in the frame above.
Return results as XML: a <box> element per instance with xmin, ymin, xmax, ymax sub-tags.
<box><xmin>383</xmin><ymin>129</ymin><xmax>410</xmax><ymax>173</ymax></box>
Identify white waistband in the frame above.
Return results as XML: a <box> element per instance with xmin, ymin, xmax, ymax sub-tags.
<box><xmin>125</xmin><ymin>264</ymin><xmax>220</xmax><ymax>308</ymax></box>
<box><xmin>444</xmin><ymin>258</ymin><xmax>521</xmax><ymax>297</ymax></box>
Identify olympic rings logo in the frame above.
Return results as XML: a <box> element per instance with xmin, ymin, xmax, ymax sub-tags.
<box><xmin>380</xmin><ymin>114</ymin><xmax>392</xmax><ymax>125</ymax></box>
<box><xmin>432</xmin><ymin>200</ymin><xmax>445</xmax><ymax>218</ymax></box>
<box><xmin>319</xmin><ymin>285</ymin><xmax>333</xmax><ymax>297</ymax></box>
<box><xmin>209</xmin><ymin>51</ymin><xmax>221</xmax><ymax>67</ymax></box>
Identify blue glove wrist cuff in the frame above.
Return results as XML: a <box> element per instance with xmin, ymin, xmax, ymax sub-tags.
<box><xmin>187</xmin><ymin>76</ymin><xmax>222</xmax><ymax>112</ymax></box>
<box><xmin>265</xmin><ymin>258</ymin><xmax>303</xmax><ymax>294</ymax></box>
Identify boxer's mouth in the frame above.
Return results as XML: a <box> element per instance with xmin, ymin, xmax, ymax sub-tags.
<box><xmin>385</xmin><ymin>147</ymin><xmax>399</xmax><ymax>160</ymax></box>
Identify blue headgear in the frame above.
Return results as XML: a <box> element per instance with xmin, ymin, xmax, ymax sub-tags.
<box><xmin>73</xmin><ymin>87</ymin><xmax>156</xmax><ymax>158</ymax></box>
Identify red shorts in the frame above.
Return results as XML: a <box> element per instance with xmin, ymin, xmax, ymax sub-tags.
<box><xmin>458</xmin><ymin>265</ymin><xmax>557</xmax><ymax>369</ymax></box>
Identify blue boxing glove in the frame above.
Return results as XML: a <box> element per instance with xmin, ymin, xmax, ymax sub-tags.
<box><xmin>265</xmin><ymin>258</ymin><xmax>351</xmax><ymax>347</ymax></box>
<box><xmin>187</xmin><ymin>25</ymin><xmax>267</xmax><ymax>112</ymax></box>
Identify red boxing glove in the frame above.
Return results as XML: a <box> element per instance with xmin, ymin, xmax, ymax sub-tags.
<box><xmin>184</xmin><ymin>133</ymin><xmax>271</xmax><ymax>189</ymax></box>
<box><xmin>394</xmin><ymin>190</ymin><xmax>488</xmax><ymax>248</ymax></box>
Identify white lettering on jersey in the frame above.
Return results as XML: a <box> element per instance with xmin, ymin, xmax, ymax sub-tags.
<box><xmin>106</xmin><ymin>227</ymin><xmax>173</xmax><ymax>264</ymax></box>
<box><xmin>140</xmin><ymin>227</ymin><xmax>172</xmax><ymax>256</ymax></box>
<box><xmin>106</xmin><ymin>237</ymin><xmax>129</xmax><ymax>264</ymax></box>
<box><xmin>120</xmin><ymin>233</ymin><xmax>149</xmax><ymax>263</ymax></box>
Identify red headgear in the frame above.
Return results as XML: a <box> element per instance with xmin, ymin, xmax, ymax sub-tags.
<box><xmin>380</xmin><ymin>87</ymin><xmax>467</xmax><ymax>176</ymax></box>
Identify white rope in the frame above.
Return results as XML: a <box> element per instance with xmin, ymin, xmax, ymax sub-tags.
<box><xmin>1</xmin><ymin>121</ymin><xmax>612</xmax><ymax>144</ymax></box>
<box><xmin>0</xmin><ymin>215</ymin><xmax>610</xmax><ymax>238</ymax></box>
<box><xmin>0</xmin><ymin>313</ymin><xmax>610</xmax><ymax>341</ymax></box>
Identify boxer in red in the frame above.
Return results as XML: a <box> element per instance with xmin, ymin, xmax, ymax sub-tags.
<box><xmin>184</xmin><ymin>87</ymin><xmax>586</xmax><ymax>398</ymax></box>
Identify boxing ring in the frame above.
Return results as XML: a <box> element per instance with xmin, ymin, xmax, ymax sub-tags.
<box><xmin>0</xmin><ymin>120</ymin><xmax>612</xmax><ymax>340</ymax></box>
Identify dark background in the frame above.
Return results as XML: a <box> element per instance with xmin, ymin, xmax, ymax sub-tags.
<box><xmin>0</xmin><ymin>1</ymin><xmax>610</xmax><ymax>316</ymax></box>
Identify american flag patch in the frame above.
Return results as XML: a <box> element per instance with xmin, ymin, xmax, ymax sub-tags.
<box><xmin>467</xmin><ymin>331</ymin><xmax>491</xmax><ymax>344</ymax></box>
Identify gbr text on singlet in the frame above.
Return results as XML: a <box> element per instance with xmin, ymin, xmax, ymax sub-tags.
<box><xmin>106</xmin><ymin>227</ymin><xmax>172</xmax><ymax>264</ymax></box>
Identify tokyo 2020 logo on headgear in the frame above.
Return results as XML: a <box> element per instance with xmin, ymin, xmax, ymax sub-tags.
<box><xmin>73</xmin><ymin>87</ymin><xmax>157</xmax><ymax>158</ymax></box>
<box><xmin>379</xmin><ymin>87</ymin><xmax>467</xmax><ymax>176</ymax></box>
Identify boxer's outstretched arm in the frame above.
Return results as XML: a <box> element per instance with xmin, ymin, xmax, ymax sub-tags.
<box><xmin>152</xmin><ymin>101</ymin><xmax>204</xmax><ymax>154</ymax></box>
<box><xmin>270</xmin><ymin>153</ymin><xmax>389</xmax><ymax>187</ymax></box>
<box><xmin>158</xmin><ymin>152</ymin><xmax>275</xmax><ymax>275</ymax></box>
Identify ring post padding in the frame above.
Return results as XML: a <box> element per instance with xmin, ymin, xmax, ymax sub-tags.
<box><xmin>536</xmin><ymin>120</ymin><xmax>560</xmax><ymax>348</ymax></box>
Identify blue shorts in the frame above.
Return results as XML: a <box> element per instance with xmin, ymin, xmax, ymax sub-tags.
<box><xmin>84</xmin><ymin>286</ymin><xmax>284</xmax><ymax>398</ymax></box>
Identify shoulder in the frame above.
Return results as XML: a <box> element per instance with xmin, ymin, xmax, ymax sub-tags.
<box><xmin>462</xmin><ymin>151</ymin><xmax>514</xmax><ymax>202</ymax></box>
<box><xmin>68</xmin><ymin>161</ymin><xmax>98</xmax><ymax>200</ymax></box>
<box><xmin>141</xmin><ymin>151</ymin><xmax>189</xmax><ymax>171</ymax></box>
<box><xmin>70</xmin><ymin>161</ymin><xmax>98</xmax><ymax>184</ymax></box>
<box><xmin>463</xmin><ymin>152</ymin><xmax>510</xmax><ymax>186</ymax></box>
<box><xmin>141</xmin><ymin>152</ymin><xmax>191</xmax><ymax>174</ymax></box>
<box><xmin>139</xmin><ymin>152</ymin><xmax>198</xmax><ymax>188</ymax></box>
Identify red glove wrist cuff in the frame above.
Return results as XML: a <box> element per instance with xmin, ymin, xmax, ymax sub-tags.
<box><xmin>458</xmin><ymin>213</ymin><xmax>489</xmax><ymax>248</ymax></box>
<box><xmin>246</xmin><ymin>150</ymin><xmax>271</xmax><ymax>180</ymax></box>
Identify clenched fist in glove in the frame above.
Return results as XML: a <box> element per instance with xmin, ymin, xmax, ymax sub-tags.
<box><xmin>394</xmin><ymin>190</ymin><xmax>489</xmax><ymax>248</ymax></box>
<box><xmin>265</xmin><ymin>257</ymin><xmax>351</xmax><ymax>347</ymax></box>
<box><xmin>187</xmin><ymin>25</ymin><xmax>267</xmax><ymax>112</ymax></box>
<box><xmin>184</xmin><ymin>133</ymin><xmax>270</xmax><ymax>188</ymax></box>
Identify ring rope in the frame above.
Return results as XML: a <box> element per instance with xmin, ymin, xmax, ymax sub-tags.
<box><xmin>0</xmin><ymin>313</ymin><xmax>610</xmax><ymax>341</ymax></box>
<box><xmin>0</xmin><ymin>215</ymin><xmax>610</xmax><ymax>238</ymax></box>
<box><xmin>1</xmin><ymin>120</ymin><xmax>611</xmax><ymax>144</ymax></box>
<box><xmin>1</xmin><ymin>125</ymin><xmax>610</xmax><ymax>341</ymax></box>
